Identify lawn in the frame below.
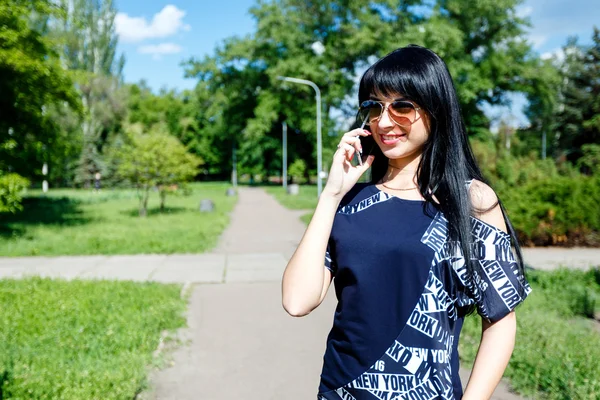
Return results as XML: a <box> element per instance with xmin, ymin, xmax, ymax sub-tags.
<box><xmin>459</xmin><ymin>268</ymin><xmax>600</xmax><ymax>399</ymax></box>
<box><xmin>0</xmin><ymin>182</ymin><xmax>236</xmax><ymax>256</ymax></box>
<box><xmin>0</xmin><ymin>277</ymin><xmax>186</xmax><ymax>399</ymax></box>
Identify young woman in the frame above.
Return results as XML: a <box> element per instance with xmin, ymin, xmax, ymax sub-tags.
<box><xmin>281</xmin><ymin>45</ymin><xmax>531</xmax><ymax>400</ymax></box>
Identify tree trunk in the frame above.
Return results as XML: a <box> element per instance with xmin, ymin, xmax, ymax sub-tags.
<box><xmin>139</xmin><ymin>187</ymin><xmax>149</xmax><ymax>217</ymax></box>
<box><xmin>159</xmin><ymin>189</ymin><xmax>166</xmax><ymax>212</ymax></box>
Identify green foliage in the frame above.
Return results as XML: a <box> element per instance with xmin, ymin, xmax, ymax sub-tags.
<box><xmin>0</xmin><ymin>173</ymin><xmax>30</xmax><ymax>213</ymax></box>
<box><xmin>73</xmin><ymin>73</ymin><xmax>128</xmax><ymax>187</ymax></box>
<box><xmin>460</xmin><ymin>268</ymin><xmax>600</xmax><ymax>399</ymax></box>
<box><xmin>288</xmin><ymin>159</ymin><xmax>307</xmax><ymax>184</ymax></box>
<box><xmin>577</xmin><ymin>144</ymin><xmax>600</xmax><ymax>175</ymax></box>
<box><xmin>185</xmin><ymin>0</ymin><xmax>540</xmax><ymax>178</ymax></box>
<box><xmin>0</xmin><ymin>0</ymin><xmax>81</xmax><ymax>180</ymax></box>
<box><xmin>0</xmin><ymin>183</ymin><xmax>236</xmax><ymax>256</ymax></box>
<box><xmin>114</xmin><ymin>128</ymin><xmax>203</xmax><ymax>216</ymax></box>
<box><xmin>500</xmin><ymin>174</ymin><xmax>600</xmax><ymax>246</ymax></box>
<box><xmin>471</xmin><ymin>136</ymin><xmax>600</xmax><ymax>246</ymax></box>
<box><xmin>0</xmin><ymin>277</ymin><xmax>185</xmax><ymax>399</ymax></box>
<box><xmin>542</xmin><ymin>27</ymin><xmax>600</xmax><ymax>164</ymax></box>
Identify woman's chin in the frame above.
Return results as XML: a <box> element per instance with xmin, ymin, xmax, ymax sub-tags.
<box><xmin>381</xmin><ymin>147</ymin><xmax>421</xmax><ymax>161</ymax></box>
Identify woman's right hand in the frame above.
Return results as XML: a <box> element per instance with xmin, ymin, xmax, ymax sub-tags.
<box><xmin>323</xmin><ymin>129</ymin><xmax>375</xmax><ymax>200</ymax></box>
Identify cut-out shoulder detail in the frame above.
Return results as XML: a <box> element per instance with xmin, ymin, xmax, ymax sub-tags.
<box><xmin>468</xmin><ymin>179</ymin><xmax>499</xmax><ymax>210</ymax></box>
<box><xmin>468</xmin><ymin>179</ymin><xmax>506</xmax><ymax>233</ymax></box>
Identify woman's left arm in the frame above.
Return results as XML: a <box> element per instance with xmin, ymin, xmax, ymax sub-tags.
<box><xmin>462</xmin><ymin>312</ymin><xmax>516</xmax><ymax>399</ymax></box>
<box><xmin>463</xmin><ymin>179</ymin><xmax>518</xmax><ymax>399</ymax></box>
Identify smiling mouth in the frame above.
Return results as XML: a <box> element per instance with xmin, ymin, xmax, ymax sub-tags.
<box><xmin>380</xmin><ymin>134</ymin><xmax>406</xmax><ymax>141</ymax></box>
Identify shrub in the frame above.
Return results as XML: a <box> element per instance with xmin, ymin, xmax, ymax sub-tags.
<box><xmin>499</xmin><ymin>175</ymin><xmax>600</xmax><ymax>246</ymax></box>
<box><xmin>0</xmin><ymin>173</ymin><xmax>30</xmax><ymax>213</ymax></box>
<box><xmin>288</xmin><ymin>159</ymin><xmax>307</xmax><ymax>184</ymax></box>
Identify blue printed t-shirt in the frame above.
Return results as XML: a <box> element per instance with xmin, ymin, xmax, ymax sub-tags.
<box><xmin>318</xmin><ymin>183</ymin><xmax>531</xmax><ymax>400</ymax></box>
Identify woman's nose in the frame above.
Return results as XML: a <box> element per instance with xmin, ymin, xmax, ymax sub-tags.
<box><xmin>376</xmin><ymin>106</ymin><xmax>395</xmax><ymax>130</ymax></box>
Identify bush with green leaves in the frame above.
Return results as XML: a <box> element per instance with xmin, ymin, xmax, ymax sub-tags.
<box><xmin>471</xmin><ymin>138</ymin><xmax>600</xmax><ymax>246</ymax></box>
<box><xmin>0</xmin><ymin>173</ymin><xmax>29</xmax><ymax>213</ymax></box>
<box><xmin>499</xmin><ymin>174</ymin><xmax>600</xmax><ymax>246</ymax></box>
<box><xmin>288</xmin><ymin>159</ymin><xmax>307</xmax><ymax>184</ymax></box>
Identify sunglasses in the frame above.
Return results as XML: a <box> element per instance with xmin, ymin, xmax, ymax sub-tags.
<box><xmin>357</xmin><ymin>99</ymin><xmax>421</xmax><ymax>128</ymax></box>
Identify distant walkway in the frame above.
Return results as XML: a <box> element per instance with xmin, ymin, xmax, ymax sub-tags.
<box><xmin>2</xmin><ymin>187</ymin><xmax>598</xmax><ymax>399</ymax></box>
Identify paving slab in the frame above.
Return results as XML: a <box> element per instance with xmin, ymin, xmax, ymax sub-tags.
<box><xmin>0</xmin><ymin>256</ymin><xmax>55</xmax><ymax>268</ymax></box>
<box><xmin>522</xmin><ymin>247</ymin><xmax>600</xmax><ymax>270</ymax></box>
<box><xmin>79</xmin><ymin>255</ymin><xmax>167</xmax><ymax>281</ymax></box>
<box><xmin>225</xmin><ymin>253</ymin><xmax>287</xmax><ymax>283</ymax></box>
<box><xmin>147</xmin><ymin>282</ymin><xmax>333</xmax><ymax>400</ymax></box>
<box><xmin>212</xmin><ymin>187</ymin><xmax>307</xmax><ymax>260</ymax></box>
<box><xmin>151</xmin><ymin>254</ymin><xmax>226</xmax><ymax>283</ymax></box>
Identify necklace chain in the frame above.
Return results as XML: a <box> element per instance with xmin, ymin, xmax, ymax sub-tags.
<box><xmin>382</xmin><ymin>163</ymin><xmax>418</xmax><ymax>191</ymax></box>
<box><xmin>380</xmin><ymin>181</ymin><xmax>419</xmax><ymax>191</ymax></box>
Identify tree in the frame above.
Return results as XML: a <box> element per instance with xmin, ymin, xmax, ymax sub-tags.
<box><xmin>50</xmin><ymin>0</ymin><xmax>127</xmax><ymax>187</ymax></box>
<box><xmin>553</xmin><ymin>27</ymin><xmax>600</xmax><ymax>164</ymax></box>
<box><xmin>114</xmin><ymin>128</ymin><xmax>203</xmax><ymax>216</ymax></box>
<box><xmin>0</xmin><ymin>0</ymin><xmax>81</xmax><ymax>181</ymax></box>
<box><xmin>184</xmin><ymin>0</ymin><xmax>542</xmax><ymax>179</ymax></box>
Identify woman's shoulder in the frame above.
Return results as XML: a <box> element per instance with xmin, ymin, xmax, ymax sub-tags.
<box><xmin>468</xmin><ymin>179</ymin><xmax>507</xmax><ymax>233</ymax></box>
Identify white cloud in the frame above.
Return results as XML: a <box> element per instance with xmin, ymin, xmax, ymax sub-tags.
<box><xmin>138</xmin><ymin>43</ymin><xmax>183</xmax><ymax>59</ymax></box>
<box><xmin>116</xmin><ymin>5</ymin><xmax>191</xmax><ymax>43</ymax></box>
<box><xmin>541</xmin><ymin>48</ymin><xmax>565</xmax><ymax>62</ymax></box>
<box><xmin>516</xmin><ymin>5</ymin><xmax>534</xmax><ymax>18</ymax></box>
<box><xmin>529</xmin><ymin>34</ymin><xmax>547</xmax><ymax>49</ymax></box>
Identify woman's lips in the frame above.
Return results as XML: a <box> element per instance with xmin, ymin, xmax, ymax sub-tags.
<box><xmin>380</xmin><ymin>134</ymin><xmax>406</xmax><ymax>145</ymax></box>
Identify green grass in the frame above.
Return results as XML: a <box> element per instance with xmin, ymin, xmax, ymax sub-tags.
<box><xmin>264</xmin><ymin>185</ymin><xmax>318</xmax><ymax>225</ymax></box>
<box><xmin>263</xmin><ymin>185</ymin><xmax>319</xmax><ymax>210</ymax></box>
<box><xmin>0</xmin><ymin>182</ymin><xmax>236</xmax><ymax>256</ymax></box>
<box><xmin>459</xmin><ymin>267</ymin><xmax>600</xmax><ymax>399</ymax></box>
<box><xmin>0</xmin><ymin>277</ymin><xmax>186</xmax><ymax>399</ymax></box>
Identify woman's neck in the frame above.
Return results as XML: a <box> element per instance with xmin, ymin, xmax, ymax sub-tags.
<box><xmin>383</xmin><ymin>153</ymin><xmax>422</xmax><ymax>185</ymax></box>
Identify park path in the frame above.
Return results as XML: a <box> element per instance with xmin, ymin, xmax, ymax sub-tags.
<box><xmin>1</xmin><ymin>187</ymin><xmax>599</xmax><ymax>399</ymax></box>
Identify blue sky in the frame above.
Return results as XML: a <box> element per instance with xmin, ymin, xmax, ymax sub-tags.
<box><xmin>114</xmin><ymin>0</ymin><xmax>599</xmax><ymax>125</ymax></box>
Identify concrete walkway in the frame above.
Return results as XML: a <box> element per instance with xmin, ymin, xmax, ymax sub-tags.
<box><xmin>1</xmin><ymin>187</ymin><xmax>599</xmax><ymax>399</ymax></box>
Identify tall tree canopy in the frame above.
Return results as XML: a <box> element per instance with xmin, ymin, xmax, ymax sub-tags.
<box><xmin>184</xmin><ymin>0</ymin><xmax>544</xmax><ymax>179</ymax></box>
<box><xmin>555</xmin><ymin>27</ymin><xmax>600</xmax><ymax>163</ymax></box>
<box><xmin>0</xmin><ymin>0</ymin><xmax>81</xmax><ymax>179</ymax></box>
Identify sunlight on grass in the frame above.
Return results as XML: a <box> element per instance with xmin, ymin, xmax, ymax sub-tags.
<box><xmin>0</xmin><ymin>277</ymin><xmax>186</xmax><ymax>399</ymax></box>
<box><xmin>0</xmin><ymin>182</ymin><xmax>236</xmax><ymax>256</ymax></box>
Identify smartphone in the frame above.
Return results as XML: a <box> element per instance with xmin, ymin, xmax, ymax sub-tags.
<box><xmin>351</xmin><ymin>115</ymin><xmax>376</xmax><ymax>167</ymax></box>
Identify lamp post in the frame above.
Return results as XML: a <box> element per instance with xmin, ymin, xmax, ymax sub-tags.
<box><xmin>277</xmin><ymin>76</ymin><xmax>323</xmax><ymax>197</ymax></box>
<box><xmin>282</xmin><ymin>121</ymin><xmax>287</xmax><ymax>191</ymax></box>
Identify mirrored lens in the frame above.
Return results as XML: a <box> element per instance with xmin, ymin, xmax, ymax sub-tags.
<box><xmin>389</xmin><ymin>101</ymin><xmax>416</xmax><ymax>127</ymax></box>
<box><xmin>389</xmin><ymin>101</ymin><xmax>416</xmax><ymax>118</ymax></box>
<box><xmin>358</xmin><ymin>101</ymin><xmax>382</xmax><ymax>126</ymax></box>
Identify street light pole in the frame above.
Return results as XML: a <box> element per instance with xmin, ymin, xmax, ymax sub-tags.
<box><xmin>277</xmin><ymin>76</ymin><xmax>323</xmax><ymax>197</ymax></box>
<box><xmin>232</xmin><ymin>140</ymin><xmax>238</xmax><ymax>189</ymax></box>
<box><xmin>282</xmin><ymin>121</ymin><xmax>288</xmax><ymax>191</ymax></box>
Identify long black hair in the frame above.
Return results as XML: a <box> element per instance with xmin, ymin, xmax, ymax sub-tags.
<box><xmin>358</xmin><ymin>45</ymin><xmax>525</xmax><ymax>302</ymax></box>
